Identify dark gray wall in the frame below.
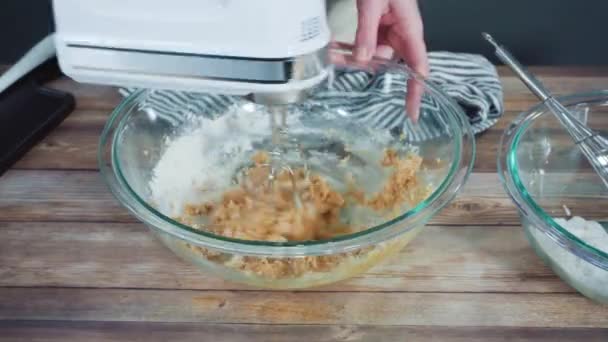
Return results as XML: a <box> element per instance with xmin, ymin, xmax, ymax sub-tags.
<box><xmin>1</xmin><ymin>0</ymin><xmax>607</xmax><ymax>65</ymax></box>
<box><xmin>420</xmin><ymin>0</ymin><xmax>608</xmax><ymax>65</ymax></box>
<box><xmin>0</xmin><ymin>1</ymin><xmax>54</xmax><ymax>64</ymax></box>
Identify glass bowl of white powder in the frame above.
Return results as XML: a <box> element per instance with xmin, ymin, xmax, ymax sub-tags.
<box><xmin>499</xmin><ymin>90</ymin><xmax>608</xmax><ymax>304</ymax></box>
<box><xmin>98</xmin><ymin>46</ymin><xmax>475</xmax><ymax>289</ymax></box>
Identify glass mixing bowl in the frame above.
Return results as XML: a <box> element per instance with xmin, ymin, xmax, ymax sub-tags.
<box><xmin>499</xmin><ymin>91</ymin><xmax>608</xmax><ymax>303</ymax></box>
<box><xmin>99</xmin><ymin>46</ymin><xmax>475</xmax><ymax>289</ymax></box>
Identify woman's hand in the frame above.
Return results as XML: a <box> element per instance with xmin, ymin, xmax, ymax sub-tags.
<box><xmin>355</xmin><ymin>0</ymin><xmax>428</xmax><ymax>121</ymax></box>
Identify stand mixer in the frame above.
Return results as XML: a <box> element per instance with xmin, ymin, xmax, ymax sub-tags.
<box><xmin>52</xmin><ymin>0</ymin><xmax>332</xmax><ymax>106</ymax></box>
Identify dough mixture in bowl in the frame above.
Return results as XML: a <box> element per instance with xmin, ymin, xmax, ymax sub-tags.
<box><xmin>179</xmin><ymin>149</ymin><xmax>428</xmax><ymax>243</ymax></box>
<box><xmin>165</xmin><ymin>148</ymin><xmax>431</xmax><ymax>284</ymax></box>
<box><xmin>146</xmin><ymin>108</ymin><xmax>435</xmax><ymax>285</ymax></box>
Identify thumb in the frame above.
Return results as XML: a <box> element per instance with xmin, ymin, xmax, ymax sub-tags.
<box><xmin>355</xmin><ymin>0</ymin><xmax>386</xmax><ymax>61</ymax></box>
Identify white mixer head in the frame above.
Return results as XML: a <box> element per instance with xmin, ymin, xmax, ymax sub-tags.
<box><xmin>52</xmin><ymin>0</ymin><xmax>331</xmax><ymax>103</ymax></box>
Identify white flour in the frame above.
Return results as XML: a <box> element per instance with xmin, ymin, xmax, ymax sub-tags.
<box><xmin>531</xmin><ymin>216</ymin><xmax>608</xmax><ymax>301</ymax></box>
<box><xmin>149</xmin><ymin>108</ymin><xmax>271</xmax><ymax>217</ymax></box>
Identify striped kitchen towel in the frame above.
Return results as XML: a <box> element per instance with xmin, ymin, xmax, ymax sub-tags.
<box><xmin>120</xmin><ymin>51</ymin><xmax>503</xmax><ymax>142</ymax></box>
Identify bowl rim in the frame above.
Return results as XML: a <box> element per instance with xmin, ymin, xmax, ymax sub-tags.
<box><xmin>498</xmin><ymin>90</ymin><xmax>608</xmax><ymax>268</ymax></box>
<box><xmin>98</xmin><ymin>48</ymin><xmax>476</xmax><ymax>257</ymax></box>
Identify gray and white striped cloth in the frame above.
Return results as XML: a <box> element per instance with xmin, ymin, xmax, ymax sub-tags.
<box><xmin>120</xmin><ymin>51</ymin><xmax>503</xmax><ymax>142</ymax></box>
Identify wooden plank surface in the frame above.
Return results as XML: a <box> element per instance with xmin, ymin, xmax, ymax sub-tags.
<box><xmin>0</xmin><ymin>223</ymin><xmax>569</xmax><ymax>293</ymax></box>
<box><xmin>1</xmin><ymin>321</ymin><xmax>607</xmax><ymax>342</ymax></box>
<box><xmin>1</xmin><ymin>288</ymin><xmax>606</xmax><ymax>327</ymax></box>
<box><xmin>0</xmin><ymin>67</ymin><xmax>607</xmax><ymax>340</ymax></box>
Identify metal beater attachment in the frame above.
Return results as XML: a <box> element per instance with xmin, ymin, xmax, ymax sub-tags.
<box><xmin>267</xmin><ymin>106</ymin><xmax>306</xmax><ymax>208</ymax></box>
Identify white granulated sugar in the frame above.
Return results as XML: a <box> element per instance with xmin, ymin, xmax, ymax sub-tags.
<box><xmin>149</xmin><ymin>108</ymin><xmax>271</xmax><ymax>217</ymax></box>
<box><xmin>531</xmin><ymin>216</ymin><xmax>608</xmax><ymax>301</ymax></box>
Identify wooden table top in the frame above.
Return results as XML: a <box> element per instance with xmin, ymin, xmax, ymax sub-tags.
<box><xmin>1</xmin><ymin>66</ymin><xmax>607</xmax><ymax>341</ymax></box>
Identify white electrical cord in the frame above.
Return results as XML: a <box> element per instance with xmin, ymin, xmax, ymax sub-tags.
<box><xmin>0</xmin><ymin>34</ymin><xmax>56</xmax><ymax>94</ymax></box>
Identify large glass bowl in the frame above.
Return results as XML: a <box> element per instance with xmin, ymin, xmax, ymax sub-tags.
<box><xmin>499</xmin><ymin>91</ymin><xmax>608</xmax><ymax>303</ymax></box>
<box><xmin>99</xmin><ymin>46</ymin><xmax>475</xmax><ymax>289</ymax></box>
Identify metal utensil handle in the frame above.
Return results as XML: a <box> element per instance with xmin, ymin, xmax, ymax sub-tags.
<box><xmin>482</xmin><ymin>33</ymin><xmax>551</xmax><ymax>101</ymax></box>
<box><xmin>483</xmin><ymin>32</ymin><xmax>597</xmax><ymax>142</ymax></box>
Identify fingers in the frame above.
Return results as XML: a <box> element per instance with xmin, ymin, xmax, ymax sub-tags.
<box><xmin>353</xmin><ymin>0</ymin><xmax>429</xmax><ymax>121</ymax></box>
<box><xmin>375</xmin><ymin>45</ymin><xmax>395</xmax><ymax>60</ymax></box>
<box><xmin>388</xmin><ymin>27</ymin><xmax>428</xmax><ymax>122</ymax></box>
<box><xmin>388</xmin><ymin>0</ymin><xmax>429</xmax><ymax>121</ymax></box>
<box><xmin>406</xmin><ymin>78</ymin><xmax>425</xmax><ymax>122</ymax></box>
<box><xmin>392</xmin><ymin>4</ymin><xmax>428</xmax><ymax>77</ymax></box>
<box><xmin>355</xmin><ymin>0</ymin><xmax>388</xmax><ymax>61</ymax></box>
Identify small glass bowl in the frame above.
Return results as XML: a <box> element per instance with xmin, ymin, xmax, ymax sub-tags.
<box><xmin>499</xmin><ymin>90</ymin><xmax>608</xmax><ymax>303</ymax></box>
<box><xmin>99</xmin><ymin>46</ymin><xmax>475</xmax><ymax>289</ymax></box>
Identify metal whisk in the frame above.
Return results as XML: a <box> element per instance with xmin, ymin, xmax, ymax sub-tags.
<box><xmin>483</xmin><ymin>33</ymin><xmax>608</xmax><ymax>190</ymax></box>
